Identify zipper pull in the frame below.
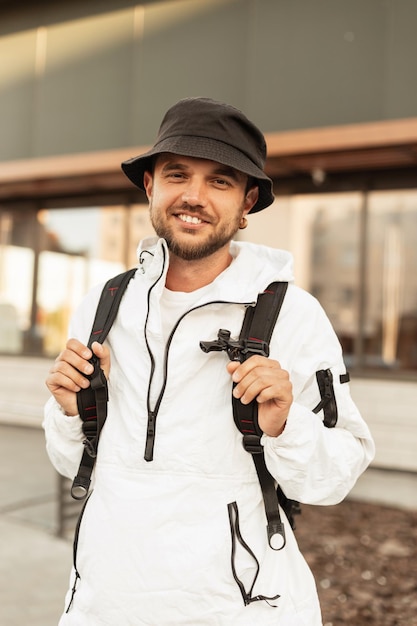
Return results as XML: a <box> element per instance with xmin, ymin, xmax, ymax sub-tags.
<box><xmin>144</xmin><ymin>411</ymin><xmax>156</xmax><ymax>462</ymax></box>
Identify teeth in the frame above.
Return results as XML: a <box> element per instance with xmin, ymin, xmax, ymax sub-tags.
<box><xmin>178</xmin><ymin>214</ymin><xmax>202</xmax><ymax>224</ymax></box>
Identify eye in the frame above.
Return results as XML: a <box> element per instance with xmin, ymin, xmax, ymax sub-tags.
<box><xmin>212</xmin><ymin>178</ymin><xmax>231</xmax><ymax>188</ymax></box>
<box><xmin>166</xmin><ymin>171</ymin><xmax>186</xmax><ymax>181</ymax></box>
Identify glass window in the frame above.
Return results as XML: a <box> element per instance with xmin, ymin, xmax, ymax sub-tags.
<box><xmin>291</xmin><ymin>193</ymin><xmax>362</xmax><ymax>353</ymax></box>
<box><xmin>37</xmin><ymin>204</ymin><xmax>153</xmax><ymax>357</ymax></box>
<box><xmin>245</xmin><ymin>189</ymin><xmax>417</xmax><ymax>373</ymax></box>
<box><xmin>289</xmin><ymin>191</ymin><xmax>417</xmax><ymax>372</ymax></box>
<box><xmin>37</xmin><ymin>207</ymin><xmax>125</xmax><ymax>357</ymax></box>
<box><xmin>0</xmin><ymin>209</ymin><xmax>35</xmax><ymax>354</ymax></box>
<box><xmin>1</xmin><ymin>203</ymin><xmax>153</xmax><ymax>357</ymax></box>
<box><xmin>365</xmin><ymin>191</ymin><xmax>417</xmax><ymax>371</ymax></box>
<box><xmin>3</xmin><ymin>191</ymin><xmax>416</xmax><ymax>374</ymax></box>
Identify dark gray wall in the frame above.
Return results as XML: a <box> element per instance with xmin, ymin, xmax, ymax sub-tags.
<box><xmin>1</xmin><ymin>0</ymin><xmax>416</xmax><ymax>161</ymax></box>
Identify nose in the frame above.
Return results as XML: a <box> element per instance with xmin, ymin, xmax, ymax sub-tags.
<box><xmin>181</xmin><ymin>178</ymin><xmax>207</xmax><ymax>207</ymax></box>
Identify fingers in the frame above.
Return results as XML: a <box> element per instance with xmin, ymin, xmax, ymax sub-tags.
<box><xmin>45</xmin><ymin>339</ymin><xmax>94</xmax><ymax>415</ymax></box>
<box><xmin>45</xmin><ymin>339</ymin><xmax>112</xmax><ymax>417</ymax></box>
<box><xmin>91</xmin><ymin>342</ymin><xmax>111</xmax><ymax>379</ymax></box>
<box><xmin>48</xmin><ymin>341</ymin><xmax>90</xmax><ymax>386</ymax></box>
<box><xmin>226</xmin><ymin>356</ymin><xmax>293</xmax><ymax>438</ymax></box>
<box><xmin>46</xmin><ymin>360</ymin><xmax>89</xmax><ymax>394</ymax></box>
<box><xmin>227</xmin><ymin>356</ymin><xmax>291</xmax><ymax>406</ymax></box>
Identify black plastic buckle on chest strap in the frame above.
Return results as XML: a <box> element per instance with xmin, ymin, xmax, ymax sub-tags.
<box><xmin>200</xmin><ymin>330</ymin><xmax>269</xmax><ymax>363</ymax></box>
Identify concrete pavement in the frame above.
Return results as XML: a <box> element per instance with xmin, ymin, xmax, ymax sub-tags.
<box><xmin>0</xmin><ymin>355</ymin><xmax>52</xmax><ymax>428</ymax></box>
<box><xmin>0</xmin><ymin>355</ymin><xmax>71</xmax><ymax>625</ymax></box>
<box><xmin>0</xmin><ymin>424</ymin><xmax>71</xmax><ymax>626</ymax></box>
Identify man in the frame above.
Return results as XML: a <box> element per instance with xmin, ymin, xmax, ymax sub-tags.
<box><xmin>44</xmin><ymin>97</ymin><xmax>374</xmax><ymax>625</ymax></box>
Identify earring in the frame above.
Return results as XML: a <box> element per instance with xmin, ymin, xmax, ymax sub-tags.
<box><xmin>239</xmin><ymin>217</ymin><xmax>248</xmax><ymax>230</ymax></box>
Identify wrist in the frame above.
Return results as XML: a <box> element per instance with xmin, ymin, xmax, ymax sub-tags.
<box><xmin>57</xmin><ymin>403</ymin><xmax>79</xmax><ymax>418</ymax></box>
<box><xmin>264</xmin><ymin>419</ymin><xmax>287</xmax><ymax>438</ymax></box>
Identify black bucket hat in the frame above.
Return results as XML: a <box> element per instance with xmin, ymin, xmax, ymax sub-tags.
<box><xmin>121</xmin><ymin>97</ymin><xmax>274</xmax><ymax>213</ymax></box>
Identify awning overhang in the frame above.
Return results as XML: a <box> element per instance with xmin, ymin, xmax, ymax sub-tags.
<box><xmin>1</xmin><ymin>117</ymin><xmax>416</xmax><ymax>203</ymax></box>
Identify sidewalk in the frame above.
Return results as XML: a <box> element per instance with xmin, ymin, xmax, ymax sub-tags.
<box><xmin>0</xmin><ymin>355</ymin><xmax>52</xmax><ymax>427</ymax></box>
<box><xmin>0</xmin><ymin>423</ymin><xmax>72</xmax><ymax>626</ymax></box>
<box><xmin>0</xmin><ymin>356</ymin><xmax>72</xmax><ymax>625</ymax></box>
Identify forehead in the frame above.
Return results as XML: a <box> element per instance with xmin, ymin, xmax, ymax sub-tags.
<box><xmin>154</xmin><ymin>153</ymin><xmax>247</xmax><ymax>181</ymax></box>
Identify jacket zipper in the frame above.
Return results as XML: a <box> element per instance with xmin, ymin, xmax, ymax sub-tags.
<box><xmin>143</xmin><ymin>267</ymin><xmax>253</xmax><ymax>462</ymax></box>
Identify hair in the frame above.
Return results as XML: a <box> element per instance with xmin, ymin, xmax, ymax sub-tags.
<box><xmin>245</xmin><ymin>176</ymin><xmax>257</xmax><ymax>195</ymax></box>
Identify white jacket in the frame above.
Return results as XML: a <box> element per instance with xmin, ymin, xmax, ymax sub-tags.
<box><xmin>44</xmin><ymin>238</ymin><xmax>375</xmax><ymax>626</ymax></box>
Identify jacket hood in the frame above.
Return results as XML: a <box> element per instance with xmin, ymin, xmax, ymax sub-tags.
<box><xmin>136</xmin><ymin>236</ymin><xmax>294</xmax><ymax>302</ymax></box>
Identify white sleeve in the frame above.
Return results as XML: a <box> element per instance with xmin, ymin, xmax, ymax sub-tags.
<box><xmin>262</xmin><ymin>290</ymin><xmax>375</xmax><ymax>505</ymax></box>
<box><xmin>43</xmin><ymin>396</ymin><xmax>84</xmax><ymax>479</ymax></box>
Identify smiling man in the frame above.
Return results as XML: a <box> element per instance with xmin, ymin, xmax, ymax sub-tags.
<box><xmin>44</xmin><ymin>97</ymin><xmax>374</xmax><ymax>626</ymax></box>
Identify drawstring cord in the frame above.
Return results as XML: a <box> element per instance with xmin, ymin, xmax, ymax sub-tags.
<box><xmin>228</xmin><ymin>501</ymin><xmax>280</xmax><ymax>607</ymax></box>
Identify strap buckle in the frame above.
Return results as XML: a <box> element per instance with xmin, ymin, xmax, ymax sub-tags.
<box><xmin>240</xmin><ymin>339</ymin><xmax>269</xmax><ymax>359</ymax></box>
<box><xmin>89</xmin><ymin>357</ymin><xmax>108</xmax><ymax>395</ymax></box>
<box><xmin>200</xmin><ymin>331</ymin><xmax>270</xmax><ymax>363</ymax></box>
<box><xmin>242</xmin><ymin>434</ymin><xmax>263</xmax><ymax>454</ymax></box>
<box><xmin>200</xmin><ymin>329</ymin><xmax>244</xmax><ymax>362</ymax></box>
<box><xmin>82</xmin><ymin>437</ymin><xmax>97</xmax><ymax>458</ymax></box>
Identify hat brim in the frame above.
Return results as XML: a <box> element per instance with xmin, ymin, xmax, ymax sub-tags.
<box><xmin>121</xmin><ymin>136</ymin><xmax>274</xmax><ymax>213</ymax></box>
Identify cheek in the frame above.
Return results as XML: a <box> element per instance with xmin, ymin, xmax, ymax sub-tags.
<box><xmin>152</xmin><ymin>185</ymin><xmax>180</xmax><ymax>208</ymax></box>
<box><xmin>223</xmin><ymin>198</ymin><xmax>247</xmax><ymax>224</ymax></box>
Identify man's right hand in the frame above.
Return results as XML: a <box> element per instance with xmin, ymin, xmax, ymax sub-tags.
<box><xmin>46</xmin><ymin>339</ymin><xmax>111</xmax><ymax>417</ymax></box>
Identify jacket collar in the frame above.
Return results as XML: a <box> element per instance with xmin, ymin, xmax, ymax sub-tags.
<box><xmin>136</xmin><ymin>237</ymin><xmax>294</xmax><ymax>303</ymax></box>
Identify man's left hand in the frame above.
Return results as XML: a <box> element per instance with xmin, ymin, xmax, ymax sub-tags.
<box><xmin>226</xmin><ymin>356</ymin><xmax>292</xmax><ymax>437</ymax></box>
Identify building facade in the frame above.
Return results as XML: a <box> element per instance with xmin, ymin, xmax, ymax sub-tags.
<box><xmin>1</xmin><ymin>0</ymin><xmax>416</xmax><ymax>468</ymax></box>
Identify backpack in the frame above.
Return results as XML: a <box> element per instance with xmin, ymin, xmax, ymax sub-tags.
<box><xmin>70</xmin><ymin>269</ymin><xmax>339</xmax><ymax>549</ymax></box>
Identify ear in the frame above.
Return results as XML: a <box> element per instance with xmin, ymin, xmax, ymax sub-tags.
<box><xmin>143</xmin><ymin>171</ymin><xmax>153</xmax><ymax>198</ymax></box>
<box><xmin>244</xmin><ymin>185</ymin><xmax>259</xmax><ymax>214</ymax></box>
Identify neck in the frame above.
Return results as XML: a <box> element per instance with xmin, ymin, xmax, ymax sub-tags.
<box><xmin>165</xmin><ymin>247</ymin><xmax>233</xmax><ymax>292</ymax></box>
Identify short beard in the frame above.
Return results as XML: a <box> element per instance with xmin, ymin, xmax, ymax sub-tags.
<box><xmin>149</xmin><ymin>202</ymin><xmax>245</xmax><ymax>262</ymax></box>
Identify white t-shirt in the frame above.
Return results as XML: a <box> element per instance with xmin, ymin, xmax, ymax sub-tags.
<box><xmin>159</xmin><ymin>284</ymin><xmax>213</xmax><ymax>343</ymax></box>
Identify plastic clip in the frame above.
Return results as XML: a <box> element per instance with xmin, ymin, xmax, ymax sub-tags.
<box><xmin>200</xmin><ymin>329</ymin><xmax>244</xmax><ymax>362</ymax></box>
<box><xmin>240</xmin><ymin>339</ymin><xmax>270</xmax><ymax>358</ymax></box>
<box><xmin>242</xmin><ymin>434</ymin><xmax>263</xmax><ymax>454</ymax></box>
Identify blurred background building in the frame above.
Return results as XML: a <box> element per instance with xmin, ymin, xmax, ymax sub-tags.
<box><xmin>0</xmin><ymin>0</ymin><xmax>416</xmax><ymax>471</ymax></box>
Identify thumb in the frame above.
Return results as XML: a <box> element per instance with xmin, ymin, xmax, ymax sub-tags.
<box><xmin>91</xmin><ymin>341</ymin><xmax>111</xmax><ymax>379</ymax></box>
<box><xmin>226</xmin><ymin>361</ymin><xmax>240</xmax><ymax>376</ymax></box>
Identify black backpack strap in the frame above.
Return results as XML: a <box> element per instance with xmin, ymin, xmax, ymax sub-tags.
<box><xmin>234</xmin><ymin>283</ymin><xmax>289</xmax><ymax>550</ymax></box>
<box><xmin>71</xmin><ymin>268</ymin><xmax>136</xmax><ymax>500</ymax></box>
<box><xmin>200</xmin><ymin>282</ymin><xmax>290</xmax><ymax>549</ymax></box>
<box><xmin>232</xmin><ymin>283</ymin><xmax>288</xmax><ymax>450</ymax></box>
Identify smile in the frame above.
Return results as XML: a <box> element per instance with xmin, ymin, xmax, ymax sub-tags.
<box><xmin>178</xmin><ymin>214</ymin><xmax>204</xmax><ymax>225</ymax></box>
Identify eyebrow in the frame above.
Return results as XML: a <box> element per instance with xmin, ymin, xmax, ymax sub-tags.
<box><xmin>160</xmin><ymin>160</ymin><xmax>244</xmax><ymax>182</ymax></box>
<box><xmin>160</xmin><ymin>161</ymin><xmax>189</xmax><ymax>173</ymax></box>
<box><xmin>212</xmin><ymin>166</ymin><xmax>243</xmax><ymax>182</ymax></box>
